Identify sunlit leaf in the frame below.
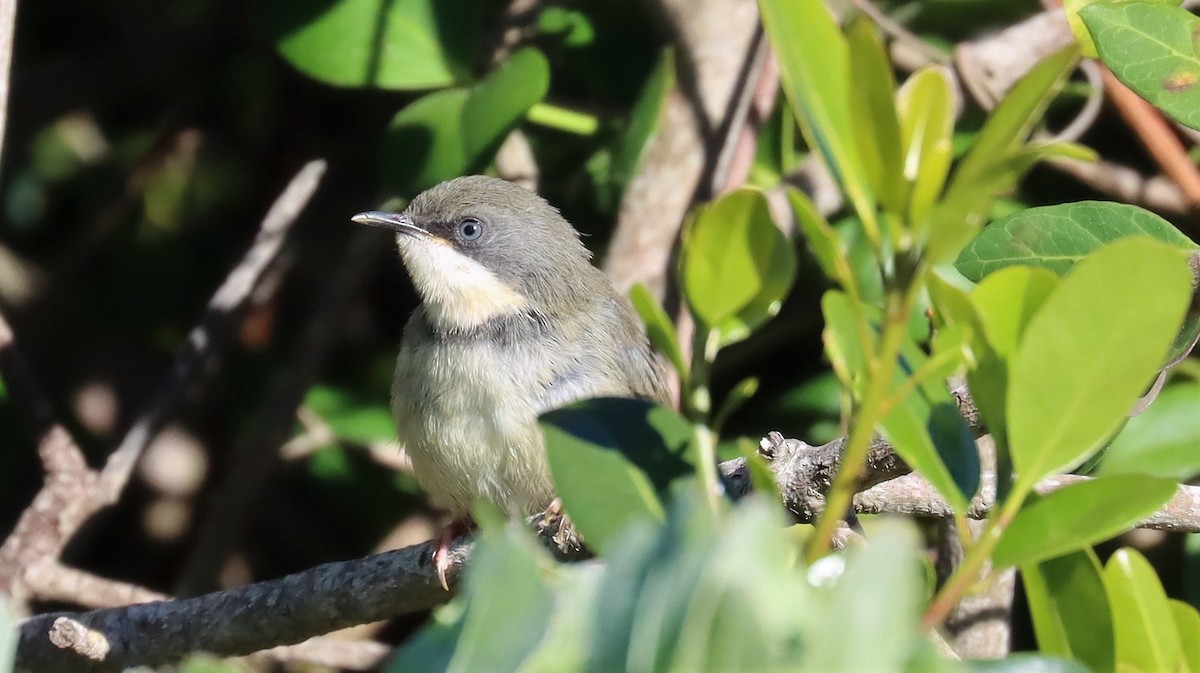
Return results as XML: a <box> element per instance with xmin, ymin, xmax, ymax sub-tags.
<box><xmin>681</xmin><ymin>189</ymin><xmax>796</xmax><ymax>335</ymax></box>
<box><xmin>957</xmin><ymin>201</ymin><xmax>1197</xmax><ymax>282</ymax></box>
<box><xmin>847</xmin><ymin>16</ymin><xmax>905</xmax><ymax>214</ymax></box>
<box><xmin>382</xmin><ymin>49</ymin><xmax>549</xmax><ymax>193</ymax></box>
<box><xmin>896</xmin><ymin>66</ymin><xmax>955</xmax><ymax>230</ymax></box>
<box><xmin>759</xmin><ymin>0</ymin><xmax>876</xmax><ymax>222</ymax></box>
<box><xmin>1101</xmin><ymin>382</ymin><xmax>1200</xmax><ymax>480</ymax></box>
<box><xmin>270</xmin><ymin>0</ymin><xmax>483</xmax><ymax>89</ymax></box>
<box><xmin>1105</xmin><ymin>548</ymin><xmax>1185</xmax><ymax>673</ymax></box>
<box><xmin>995</xmin><ymin>475</ymin><xmax>1176</xmax><ymax>567</ymax></box>
<box><xmin>1084</xmin><ymin>2</ymin><xmax>1200</xmax><ymax>130</ymax></box>
<box><xmin>1022</xmin><ymin>550</ymin><xmax>1114</xmax><ymax>673</ymax></box>
<box><xmin>1007</xmin><ymin>239</ymin><xmax>1191</xmax><ymax>485</ymax></box>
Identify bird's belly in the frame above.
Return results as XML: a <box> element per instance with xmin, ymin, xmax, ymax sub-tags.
<box><xmin>393</xmin><ymin>343</ymin><xmax>553</xmax><ymax>516</ymax></box>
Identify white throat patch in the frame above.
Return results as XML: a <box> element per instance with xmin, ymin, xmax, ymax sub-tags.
<box><xmin>397</xmin><ymin>236</ymin><xmax>528</xmax><ymax>329</ymax></box>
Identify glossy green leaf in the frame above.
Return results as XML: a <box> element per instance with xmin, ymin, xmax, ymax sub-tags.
<box><xmin>931</xmin><ymin>46</ymin><xmax>1078</xmax><ymax>263</ymax></box>
<box><xmin>759</xmin><ymin>0</ymin><xmax>875</xmax><ymax>222</ymax></box>
<box><xmin>965</xmin><ymin>266</ymin><xmax>1059</xmax><ymax>455</ymax></box>
<box><xmin>957</xmin><ymin>201</ymin><xmax>1197</xmax><ymax>282</ymax></box>
<box><xmin>1105</xmin><ymin>548</ymin><xmax>1184</xmax><ymax>673</ymax></box>
<box><xmin>896</xmin><ymin>66</ymin><xmax>955</xmax><ymax>229</ymax></box>
<box><xmin>1101</xmin><ymin>382</ymin><xmax>1200</xmax><ymax>479</ymax></box>
<box><xmin>1007</xmin><ymin>238</ymin><xmax>1191</xmax><ymax>485</ymax></box>
<box><xmin>1084</xmin><ymin>2</ymin><xmax>1200</xmax><ymax>130</ymax></box>
<box><xmin>1064</xmin><ymin>0</ymin><xmax>1181</xmax><ymax>58</ymax></box>
<box><xmin>995</xmin><ymin>475</ymin><xmax>1176</xmax><ymax>567</ymax></box>
<box><xmin>788</xmin><ymin>187</ymin><xmax>845</xmax><ymax>285</ymax></box>
<box><xmin>270</xmin><ymin>0</ymin><xmax>482</xmax><ymax>89</ymax></box>
<box><xmin>390</xmin><ymin>521</ymin><xmax>554</xmax><ymax>673</ymax></box>
<box><xmin>1022</xmin><ymin>550</ymin><xmax>1114</xmax><ymax>673</ymax></box>
<box><xmin>610</xmin><ymin>49</ymin><xmax>675</xmax><ymax>202</ymax></box>
<box><xmin>681</xmin><ymin>189</ymin><xmax>796</xmax><ymax>332</ymax></box>
<box><xmin>847</xmin><ymin>17</ymin><xmax>904</xmax><ymax>213</ymax></box>
<box><xmin>304</xmin><ymin>384</ymin><xmax>395</xmax><ymax>445</ymax></box>
<box><xmin>383</xmin><ymin>50</ymin><xmax>549</xmax><ymax>193</ymax></box>
<box><xmin>629</xmin><ymin>284</ymin><xmax>686</xmax><ymax>379</ymax></box>
<box><xmin>541</xmin><ymin>398</ymin><xmax>694</xmax><ymax>555</ymax></box>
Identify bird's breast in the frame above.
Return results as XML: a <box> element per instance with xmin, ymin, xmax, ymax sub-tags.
<box><xmin>392</xmin><ymin>330</ymin><xmax>557</xmax><ymax>515</ymax></box>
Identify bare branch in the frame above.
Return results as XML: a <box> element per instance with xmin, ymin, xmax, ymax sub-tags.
<box><xmin>0</xmin><ymin>0</ymin><xmax>16</xmax><ymax>156</ymax></box>
<box><xmin>96</xmin><ymin>159</ymin><xmax>328</xmax><ymax>504</ymax></box>
<box><xmin>0</xmin><ymin>160</ymin><xmax>325</xmax><ymax>612</ymax></box>
<box><xmin>16</xmin><ymin>539</ymin><xmax>470</xmax><ymax>672</ymax></box>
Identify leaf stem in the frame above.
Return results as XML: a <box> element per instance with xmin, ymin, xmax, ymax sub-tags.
<box><xmin>525</xmin><ymin>102</ymin><xmax>600</xmax><ymax>136</ymax></box>
<box><xmin>921</xmin><ymin>486</ymin><xmax>1026</xmax><ymax>629</ymax></box>
<box><xmin>806</xmin><ymin>289</ymin><xmax>911</xmax><ymax>561</ymax></box>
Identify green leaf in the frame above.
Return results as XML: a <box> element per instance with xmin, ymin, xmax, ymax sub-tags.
<box><xmin>389</xmin><ymin>522</ymin><xmax>554</xmax><ymax>673</ymax></box>
<box><xmin>804</xmin><ymin>523</ymin><xmax>924</xmax><ymax>671</ymax></box>
<box><xmin>931</xmin><ymin>46</ymin><xmax>1079</xmax><ymax>263</ymax></box>
<box><xmin>821</xmin><ymin>290</ymin><xmax>870</xmax><ymax>385</ymax></box>
<box><xmin>382</xmin><ymin>49</ymin><xmax>549</xmax><ymax>193</ymax></box>
<box><xmin>788</xmin><ymin>187</ymin><xmax>845</xmax><ymax>285</ymax></box>
<box><xmin>1084</xmin><ymin>2</ymin><xmax>1200</xmax><ymax>130</ymax></box>
<box><xmin>461</xmin><ymin>49</ymin><xmax>550</xmax><ymax>161</ymax></box>
<box><xmin>609</xmin><ymin>49</ymin><xmax>675</xmax><ymax>203</ymax></box>
<box><xmin>383</xmin><ymin>88</ymin><xmax>469</xmax><ymax>193</ymax></box>
<box><xmin>896</xmin><ymin>66</ymin><xmax>955</xmax><ymax>229</ymax></box>
<box><xmin>964</xmin><ymin>266</ymin><xmax>1058</xmax><ymax>460</ymax></box>
<box><xmin>995</xmin><ymin>475</ymin><xmax>1177</xmax><ymax>568</ymax></box>
<box><xmin>881</xmin><ymin>339</ymin><xmax>980</xmax><ymax>512</ymax></box>
<box><xmin>759</xmin><ymin>0</ymin><xmax>876</xmax><ymax>223</ymax></box>
<box><xmin>972</xmin><ymin>266</ymin><xmax>1059</xmax><ymax>359</ymax></box>
<box><xmin>681</xmin><ymin>189</ymin><xmax>796</xmax><ymax>333</ymax></box>
<box><xmin>304</xmin><ymin>384</ymin><xmax>395</xmax><ymax>445</ymax></box>
<box><xmin>1022</xmin><ymin>550</ymin><xmax>1114</xmax><ymax>673</ymax></box>
<box><xmin>1065</xmin><ymin>0</ymin><xmax>1181</xmax><ymax>58</ymax></box>
<box><xmin>1172</xmin><ymin>600</ymin><xmax>1200</xmax><ymax>673</ymax></box>
<box><xmin>1105</xmin><ymin>548</ymin><xmax>1184</xmax><ymax>673</ymax></box>
<box><xmin>957</xmin><ymin>201</ymin><xmax>1197</xmax><ymax>282</ymax></box>
<box><xmin>847</xmin><ymin>17</ymin><xmax>905</xmax><ymax>214</ymax></box>
<box><xmin>269</xmin><ymin>0</ymin><xmax>482</xmax><ymax>89</ymax></box>
<box><xmin>1007</xmin><ymin>238</ymin><xmax>1191</xmax><ymax>485</ymax></box>
<box><xmin>541</xmin><ymin>398</ymin><xmax>694</xmax><ymax>555</ymax></box>
<box><xmin>712</xmin><ymin>377</ymin><xmax>759</xmax><ymax>433</ymax></box>
<box><xmin>629</xmin><ymin>284</ymin><xmax>686</xmax><ymax>379</ymax></box>
<box><xmin>1101</xmin><ymin>382</ymin><xmax>1200</xmax><ymax>480</ymax></box>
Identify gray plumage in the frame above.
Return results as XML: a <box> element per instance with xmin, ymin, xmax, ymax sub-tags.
<box><xmin>356</xmin><ymin>176</ymin><xmax>669</xmax><ymax>516</ymax></box>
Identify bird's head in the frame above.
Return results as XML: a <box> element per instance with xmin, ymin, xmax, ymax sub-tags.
<box><xmin>353</xmin><ymin>176</ymin><xmax>596</xmax><ymax>331</ymax></box>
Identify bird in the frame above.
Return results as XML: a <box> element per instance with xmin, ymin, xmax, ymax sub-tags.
<box><xmin>352</xmin><ymin>175</ymin><xmax>670</xmax><ymax>588</ymax></box>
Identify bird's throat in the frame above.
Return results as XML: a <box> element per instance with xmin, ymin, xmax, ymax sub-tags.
<box><xmin>397</xmin><ymin>236</ymin><xmax>529</xmax><ymax>331</ymax></box>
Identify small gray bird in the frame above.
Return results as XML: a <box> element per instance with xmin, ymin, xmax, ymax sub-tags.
<box><xmin>352</xmin><ymin>175</ymin><xmax>669</xmax><ymax>587</ymax></box>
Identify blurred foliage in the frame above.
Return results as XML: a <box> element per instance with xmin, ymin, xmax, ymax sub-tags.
<box><xmin>5</xmin><ymin>0</ymin><xmax>1200</xmax><ymax>671</ymax></box>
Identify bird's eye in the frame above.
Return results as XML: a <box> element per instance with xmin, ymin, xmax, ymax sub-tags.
<box><xmin>458</xmin><ymin>218</ymin><xmax>483</xmax><ymax>241</ymax></box>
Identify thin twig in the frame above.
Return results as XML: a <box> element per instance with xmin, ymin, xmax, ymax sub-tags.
<box><xmin>95</xmin><ymin>159</ymin><xmax>327</xmax><ymax>504</ymax></box>
<box><xmin>0</xmin><ymin>160</ymin><xmax>326</xmax><ymax>612</ymax></box>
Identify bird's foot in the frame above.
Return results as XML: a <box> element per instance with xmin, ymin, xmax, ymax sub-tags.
<box><xmin>433</xmin><ymin>517</ymin><xmax>475</xmax><ymax>591</ymax></box>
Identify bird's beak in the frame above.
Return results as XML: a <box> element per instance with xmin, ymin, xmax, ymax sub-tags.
<box><xmin>351</xmin><ymin>211</ymin><xmax>429</xmax><ymax>239</ymax></box>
